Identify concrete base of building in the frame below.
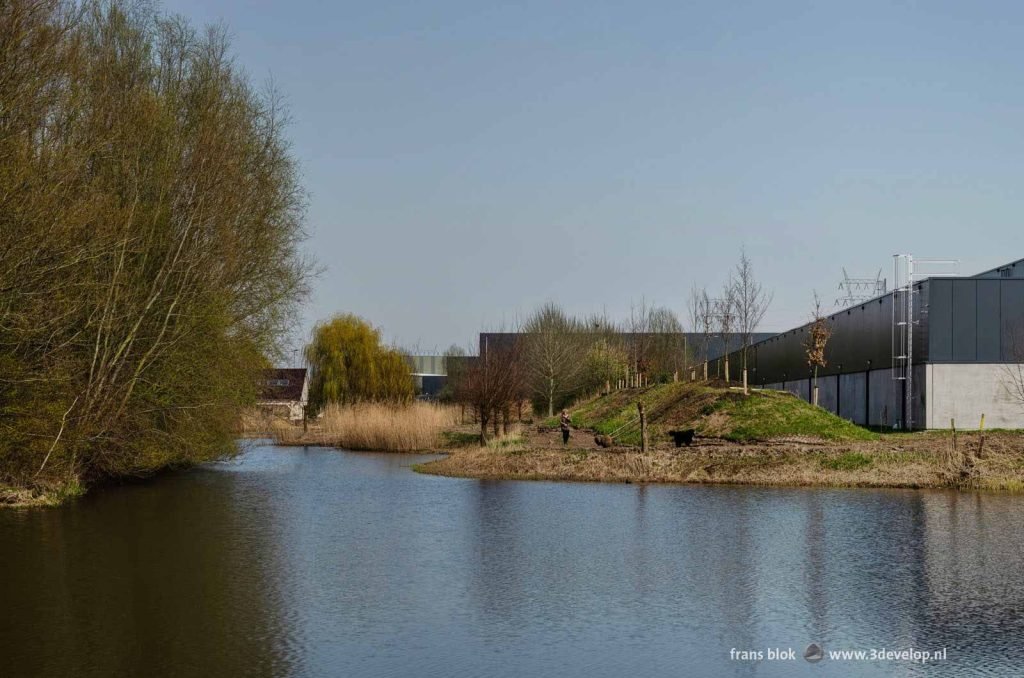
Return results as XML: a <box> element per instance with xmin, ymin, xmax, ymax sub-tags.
<box><xmin>926</xmin><ymin>364</ymin><xmax>1024</xmax><ymax>430</ymax></box>
<box><xmin>761</xmin><ymin>363</ymin><xmax>1023</xmax><ymax>429</ymax></box>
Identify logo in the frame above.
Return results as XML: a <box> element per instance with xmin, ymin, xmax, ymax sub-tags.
<box><xmin>804</xmin><ymin>643</ymin><xmax>824</xmax><ymax>663</ymax></box>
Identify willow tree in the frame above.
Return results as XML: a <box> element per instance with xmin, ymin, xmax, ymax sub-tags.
<box><xmin>0</xmin><ymin>1</ymin><xmax>312</xmax><ymax>498</ymax></box>
<box><xmin>303</xmin><ymin>315</ymin><xmax>413</xmax><ymax>411</ymax></box>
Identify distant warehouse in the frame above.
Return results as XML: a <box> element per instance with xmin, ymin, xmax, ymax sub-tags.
<box><xmin>711</xmin><ymin>258</ymin><xmax>1024</xmax><ymax>429</ymax></box>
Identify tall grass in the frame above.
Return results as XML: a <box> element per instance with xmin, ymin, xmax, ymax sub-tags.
<box><xmin>276</xmin><ymin>402</ymin><xmax>460</xmax><ymax>452</ymax></box>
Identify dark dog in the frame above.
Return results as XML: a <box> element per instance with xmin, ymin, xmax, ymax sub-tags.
<box><xmin>667</xmin><ymin>429</ymin><xmax>696</xmax><ymax>448</ymax></box>
<box><xmin>594</xmin><ymin>434</ymin><xmax>614</xmax><ymax>448</ymax></box>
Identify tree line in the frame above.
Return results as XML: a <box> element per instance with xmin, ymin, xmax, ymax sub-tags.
<box><xmin>440</xmin><ymin>251</ymin><xmax>774</xmax><ymax>442</ymax></box>
<box><xmin>1</xmin><ymin>1</ymin><xmax>311</xmax><ymax>498</ymax></box>
<box><xmin>297</xmin><ymin>257</ymin><xmax>777</xmax><ymax>445</ymax></box>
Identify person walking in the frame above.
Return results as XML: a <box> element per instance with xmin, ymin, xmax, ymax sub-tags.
<box><xmin>559</xmin><ymin>410</ymin><xmax>572</xmax><ymax>446</ymax></box>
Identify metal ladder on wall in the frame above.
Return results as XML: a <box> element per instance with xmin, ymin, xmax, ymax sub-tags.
<box><xmin>891</xmin><ymin>254</ymin><xmax>959</xmax><ymax>430</ymax></box>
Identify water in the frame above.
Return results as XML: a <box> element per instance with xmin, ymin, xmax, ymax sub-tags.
<box><xmin>3</xmin><ymin>442</ymin><xmax>1023</xmax><ymax>677</ymax></box>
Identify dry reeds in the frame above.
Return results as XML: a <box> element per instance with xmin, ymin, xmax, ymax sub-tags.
<box><xmin>276</xmin><ymin>402</ymin><xmax>460</xmax><ymax>452</ymax></box>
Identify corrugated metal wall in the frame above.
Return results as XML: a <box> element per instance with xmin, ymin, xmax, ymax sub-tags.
<box><xmin>927</xmin><ymin>278</ymin><xmax>1024</xmax><ymax>362</ymax></box>
<box><xmin>709</xmin><ymin>277</ymin><xmax>1024</xmax><ymax>387</ymax></box>
<box><xmin>712</xmin><ymin>290</ymin><xmax>918</xmax><ymax>386</ymax></box>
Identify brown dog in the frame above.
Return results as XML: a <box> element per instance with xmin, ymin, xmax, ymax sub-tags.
<box><xmin>594</xmin><ymin>434</ymin><xmax>614</xmax><ymax>448</ymax></box>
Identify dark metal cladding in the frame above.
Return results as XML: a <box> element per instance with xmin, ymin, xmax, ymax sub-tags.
<box><xmin>708</xmin><ymin>262</ymin><xmax>1024</xmax><ymax>386</ymax></box>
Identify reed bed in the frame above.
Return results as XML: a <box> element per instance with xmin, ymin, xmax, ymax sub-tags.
<box><xmin>276</xmin><ymin>402</ymin><xmax>461</xmax><ymax>452</ymax></box>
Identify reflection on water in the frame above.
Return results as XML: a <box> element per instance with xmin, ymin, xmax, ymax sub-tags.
<box><xmin>2</xmin><ymin>442</ymin><xmax>1024</xmax><ymax>677</ymax></box>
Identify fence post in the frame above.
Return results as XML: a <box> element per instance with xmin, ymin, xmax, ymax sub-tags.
<box><xmin>638</xmin><ymin>401</ymin><xmax>648</xmax><ymax>453</ymax></box>
<box><xmin>978</xmin><ymin>413</ymin><xmax>986</xmax><ymax>458</ymax></box>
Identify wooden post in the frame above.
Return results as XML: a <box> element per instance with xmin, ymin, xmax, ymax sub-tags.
<box><xmin>637</xmin><ymin>401</ymin><xmax>648</xmax><ymax>453</ymax></box>
<box><xmin>703</xmin><ymin>362</ymin><xmax>708</xmax><ymax>381</ymax></box>
<box><xmin>742</xmin><ymin>368</ymin><xmax>748</xmax><ymax>395</ymax></box>
<box><xmin>978</xmin><ymin>413</ymin><xmax>986</xmax><ymax>458</ymax></box>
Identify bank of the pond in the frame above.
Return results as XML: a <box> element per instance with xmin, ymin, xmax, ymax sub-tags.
<box><xmin>1</xmin><ymin>479</ymin><xmax>86</xmax><ymax>508</ymax></box>
<box><xmin>415</xmin><ymin>430</ymin><xmax>1024</xmax><ymax>491</ymax></box>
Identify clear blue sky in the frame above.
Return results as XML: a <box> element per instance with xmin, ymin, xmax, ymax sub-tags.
<box><xmin>168</xmin><ymin>0</ymin><xmax>1024</xmax><ymax>353</ymax></box>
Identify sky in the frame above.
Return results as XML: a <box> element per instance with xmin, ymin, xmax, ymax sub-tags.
<box><xmin>167</xmin><ymin>0</ymin><xmax>1024</xmax><ymax>354</ymax></box>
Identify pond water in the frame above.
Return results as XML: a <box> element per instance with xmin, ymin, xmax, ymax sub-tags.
<box><xmin>2</xmin><ymin>442</ymin><xmax>1023</xmax><ymax>677</ymax></box>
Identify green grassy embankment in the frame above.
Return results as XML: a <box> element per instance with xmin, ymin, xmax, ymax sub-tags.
<box><xmin>564</xmin><ymin>381</ymin><xmax>877</xmax><ymax>445</ymax></box>
<box><xmin>419</xmin><ymin>382</ymin><xmax>1024</xmax><ymax>490</ymax></box>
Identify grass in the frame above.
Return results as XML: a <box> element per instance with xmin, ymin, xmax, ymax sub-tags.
<box><xmin>564</xmin><ymin>382</ymin><xmax>878</xmax><ymax>445</ymax></box>
<box><xmin>707</xmin><ymin>390</ymin><xmax>878</xmax><ymax>442</ymax></box>
<box><xmin>273</xmin><ymin>402</ymin><xmax>461</xmax><ymax>452</ymax></box>
<box><xmin>415</xmin><ymin>444</ymin><xmax>926</xmax><ymax>488</ymax></box>
<box><xmin>418</xmin><ymin>430</ymin><xmax>1024</xmax><ymax>491</ymax></box>
<box><xmin>820</xmin><ymin>452</ymin><xmax>873</xmax><ymax>471</ymax></box>
<box><xmin>442</xmin><ymin>431</ymin><xmax>481</xmax><ymax>447</ymax></box>
<box><xmin>414</xmin><ymin>386</ymin><xmax>1024</xmax><ymax>492</ymax></box>
<box><xmin>486</xmin><ymin>432</ymin><xmax>527</xmax><ymax>453</ymax></box>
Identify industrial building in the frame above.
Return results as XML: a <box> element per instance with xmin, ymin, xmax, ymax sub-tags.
<box><xmin>711</xmin><ymin>257</ymin><xmax>1024</xmax><ymax>429</ymax></box>
<box><xmin>405</xmin><ymin>355</ymin><xmax>448</xmax><ymax>398</ymax></box>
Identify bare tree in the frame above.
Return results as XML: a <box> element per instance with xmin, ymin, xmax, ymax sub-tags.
<box><xmin>713</xmin><ymin>285</ymin><xmax>737</xmax><ymax>382</ymax></box>
<box><xmin>648</xmin><ymin>306</ymin><xmax>685</xmax><ymax>381</ymax></box>
<box><xmin>627</xmin><ymin>298</ymin><xmax>654</xmax><ymax>384</ymax></box>
<box><xmin>583</xmin><ymin>312</ymin><xmax>623</xmax><ymax>394</ymax></box>
<box><xmin>1002</xmin><ymin>320</ymin><xmax>1024</xmax><ymax>413</ymax></box>
<box><xmin>731</xmin><ymin>248</ymin><xmax>773</xmax><ymax>387</ymax></box>
<box><xmin>687</xmin><ymin>285</ymin><xmax>714</xmax><ymax>380</ymax></box>
<box><xmin>522</xmin><ymin>303</ymin><xmax>588</xmax><ymax>417</ymax></box>
<box><xmin>805</xmin><ymin>292</ymin><xmax>832</xmax><ymax>407</ymax></box>
<box><xmin>459</xmin><ymin>338</ymin><xmax>526</xmax><ymax>444</ymax></box>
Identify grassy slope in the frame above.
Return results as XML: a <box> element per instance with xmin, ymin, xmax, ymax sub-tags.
<box><xmin>566</xmin><ymin>382</ymin><xmax>878</xmax><ymax>444</ymax></box>
<box><xmin>421</xmin><ymin>384</ymin><xmax>1024</xmax><ymax>491</ymax></box>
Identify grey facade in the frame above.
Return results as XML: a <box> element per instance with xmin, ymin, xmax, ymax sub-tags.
<box><xmin>709</xmin><ymin>258</ymin><xmax>1024</xmax><ymax>429</ymax></box>
<box><xmin>405</xmin><ymin>355</ymin><xmax>449</xmax><ymax>398</ymax></box>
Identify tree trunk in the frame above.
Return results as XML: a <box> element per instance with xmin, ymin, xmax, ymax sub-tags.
<box><xmin>547</xmin><ymin>377</ymin><xmax>555</xmax><ymax>418</ymax></box>
<box><xmin>480</xmin><ymin>409</ymin><xmax>489</xmax><ymax>445</ymax></box>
